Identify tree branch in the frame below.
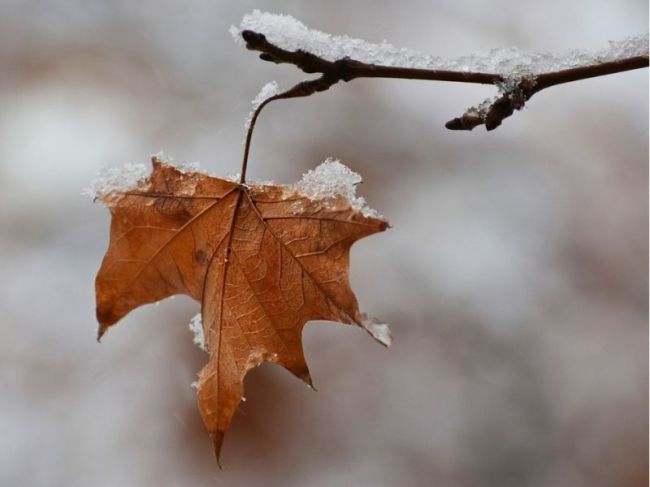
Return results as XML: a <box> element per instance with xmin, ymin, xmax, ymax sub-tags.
<box><xmin>241</xmin><ymin>30</ymin><xmax>648</xmax><ymax>131</ymax></box>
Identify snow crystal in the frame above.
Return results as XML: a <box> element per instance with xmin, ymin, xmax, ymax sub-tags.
<box><xmin>152</xmin><ymin>149</ymin><xmax>173</xmax><ymax>165</ymax></box>
<box><xmin>360</xmin><ymin>313</ymin><xmax>392</xmax><ymax>347</ymax></box>
<box><xmin>291</xmin><ymin>158</ymin><xmax>382</xmax><ymax>219</ymax></box>
<box><xmin>151</xmin><ymin>150</ymin><xmax>200</xmax><ymax>174</ymax></box>
<box><xmin>234</xmin><ymin>10</ymin><xmax>648</xmax><ymax>76</ymax></box>
<box><xmin>251</xmin><ymin>81</ymin><xmax>280</xmax><ymax>110</ymax></box>
<box><xmin>189</xmin><ymin>313</ymin><xmax>207</xmax><ymax>352</ymax></box>
<box><xmin>84</xmin><ymin>152</ymin><xmax>201</xmax><ymax>200</ymax></box>
<box><xmin>226</xmin><ymin>172</ymin><xmax>274</xmax><ymax>186</ymax></box>
<box><xmin>244</xmin><ymin>81</ymin><xmax>280</xmax><ymax>130</ymax></box>
<box><xmin>83</xmin><ymin>162</ymin><xmax>148</xmax><ymax>199</ymax></box>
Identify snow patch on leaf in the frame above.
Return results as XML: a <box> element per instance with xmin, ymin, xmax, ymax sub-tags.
<box><xmin>152</xmin><ymin>150</ymin><xmax>201</xmax><ymax>174</ymax></box>
<box><xmin>234</xmin><ymin>10</ymin><xmax>648</xmax><ymax>76</ymax></box>
<box><xmin>85</xmin><ymin>152</ymin><xmax>202</xmax><ymax>200</ymax></box>
<box><xmin>360</xmin><ymin>313</ymin><xmax>392</xmax><ymax>347</ymax></box>
<box><xmin>226</xmin><ymin>172</ymin><xmax>274</xmax><ymax>186</ymax></box>
<box><xmin>83</xmin><ymin>162</ymin><xmax>148</xmax><ymax>199</ymax></box>
<box><xmin>291</xmin><ymin>158</ymin><xmax>383</xmax><ymax>219</ymax></box>
<box><xmin>189</xmin><ymin>313</ymin><xmax>207</xmax><ymax>352</ymax></box>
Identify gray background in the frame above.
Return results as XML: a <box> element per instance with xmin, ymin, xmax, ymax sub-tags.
<box><xmin>0</xmin><ymin>1</ymin><xmax>647</xmax><ymax>486</ymax></box>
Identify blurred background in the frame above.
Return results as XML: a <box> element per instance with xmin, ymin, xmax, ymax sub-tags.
<box><xmin>0</xmin><ymin>1</ymin><xmax>647</xmax><ymax>486</ymax></box>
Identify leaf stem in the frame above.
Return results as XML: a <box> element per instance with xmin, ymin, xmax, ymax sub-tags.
<box><xmin>240</xmin><ymin>74</ymin><xmax>342</xmax><ymax>184</ymax></box>
<box><xmin>240</xmin><ymin>96</ymin><xmax>279</xmax><ymax>185</ymax></box>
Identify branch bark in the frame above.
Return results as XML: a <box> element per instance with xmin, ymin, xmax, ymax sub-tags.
<box><xmin>241</xmin><ymin>30</ymin><xmax>648</xmax><ymax>131</ymax></box>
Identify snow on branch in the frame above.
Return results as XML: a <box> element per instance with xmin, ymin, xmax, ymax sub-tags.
<box><xmin>233</xmin><ymin>10</ymin><xmax>649</xmax><ymax>131</ymax></box>
<box><xmin>234</xmin><ymin>10</ymin><xmax>647</xmax><ymax>74</ymax></box>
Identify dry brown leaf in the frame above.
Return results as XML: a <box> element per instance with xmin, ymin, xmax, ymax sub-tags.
<box><xmin>94</xmin><ymin>156</ymin><xmax>389</xmax><ymax>462</ymax></box>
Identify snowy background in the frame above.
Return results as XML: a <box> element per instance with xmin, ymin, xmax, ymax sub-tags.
<box><xmin>0</xmin><ymin>1</ymin><xmax>647</xmax><ymax>486</ymax></box>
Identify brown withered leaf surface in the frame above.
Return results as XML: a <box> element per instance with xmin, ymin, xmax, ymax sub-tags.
<box><xmin>95</xmin><ymin>156</ymin><xmax>389</xmax><ymax>461</ymax></box>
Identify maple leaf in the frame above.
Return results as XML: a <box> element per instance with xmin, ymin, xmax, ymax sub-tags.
<box><xmin>94</xmin><ymin>155</ymin><xmax>390</xmax><ymax>462</ymax></box>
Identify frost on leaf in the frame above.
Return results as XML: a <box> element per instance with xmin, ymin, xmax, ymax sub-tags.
<box><xmin>233</xmin><ymin>10</ymin><xmax>648</xmax><ymax>77</ymax></box>
<box><xmin>287</xmin><ymin>158</ymin><xmax>383</xmax><ymax>220</ymax></box>
<box><xmin>85</xmin><ymin>151</ymin><xmax>200</xmax><ymax>200</ymax></box>
<box><xmin>360</xmin><ymin>313</ymin><xmax>392</xmax><ymax>347</ymax></box>
<box><xmin>93</xmin><ymin>154</ymin><xmax>389</xmax><ymax>462</ymax></box>
<box><xmin>83</xmin><ymin>162</ymin><xmax>148</xmax><ymax>199</ymax></box>
<box><xmin>189</xmin><ymin>313</ymin><xmax>207</xmax><ymax>352</ymax></box>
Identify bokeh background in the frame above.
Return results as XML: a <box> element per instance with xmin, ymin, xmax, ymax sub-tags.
<box><xmin>0</xmin><ymin>1</ymin><xmax>647</xmax><ymax>486</ymax></box>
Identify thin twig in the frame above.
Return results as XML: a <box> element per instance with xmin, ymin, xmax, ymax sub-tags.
<box><xmin>241</xmin><ymin>30</ymin><xmax>648</xmax><ymax>131</ymax></box>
